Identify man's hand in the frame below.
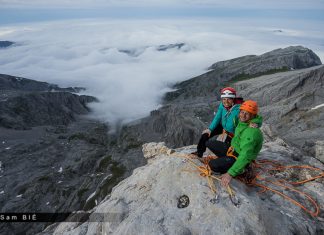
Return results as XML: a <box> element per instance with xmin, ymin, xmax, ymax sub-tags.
<box><xmin>202</xmin><ymin>129</ymin><xmax>211</xmax><ymax>137</ymax></box>
<box><xmin>249</xmin><ymin>123</ymin><xmax>258</xmax><ymax>128</ymax></box>
<box><xmin>221</xmin><ymin>173</ymin><xmax>232</xmax><ymax>188</ymax></box>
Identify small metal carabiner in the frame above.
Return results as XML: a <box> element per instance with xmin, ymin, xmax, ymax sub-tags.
<box><xmin>210</xmin><ymin>194</ymin><xmax>220</xmax><ymax>204</ymax></box>
<box><xmin>230</xmin><ymin>195</ymin><xmax>241</xmax><ymax>207</ymax></box>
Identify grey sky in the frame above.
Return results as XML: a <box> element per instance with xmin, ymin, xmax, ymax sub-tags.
<box><xmin>1</xmin><ymin>0</ymin><xmax>323</xmax><ymax>9</ymax></box>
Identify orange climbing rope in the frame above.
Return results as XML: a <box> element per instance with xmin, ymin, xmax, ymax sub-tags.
<box><xmin>200</xmin><ymin>155</ymin><xmax>218</xmax><ymax>165</ymax></box>
<box><xmin>174</xmin><ymin>153</ymin><xmax>237</xmax><ymax>204</ymax></box>
<box><xmin>226</xmin><ymin>146</ymin><xmax>238</xmax><ymax>160</ymax></box>
<box><xmin>172</xmin><ymin>152</ymin><xmax>324</xmax><ymax>217</ymax></box>
<box><xmin>238</xmin><ymin>160</ymin><xmax>324</xmax><ymax>217</ymax></box>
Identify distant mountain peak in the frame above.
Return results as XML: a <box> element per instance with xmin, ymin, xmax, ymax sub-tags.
<box><xmin>0</xmin><ymin>40</ymin><xmax>15</xmax><ymax>48</ymax></box>
<box><xmin>156</xmin><ymin>43</ymin><xmax>186</xmax><ymax>51</ymax></box>
<box><xmin>118</xmin><ymin>42</ymin><xmax>188</xmax><ymax>57</ymax></box>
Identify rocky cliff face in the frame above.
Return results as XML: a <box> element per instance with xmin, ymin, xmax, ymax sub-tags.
<box><xmin>0</xmin><ymin>74</ymin><xmax>93</xmax><ymax>129</ymax></box>
<box><xmin>0</xmin><ymin>92</ymin><xmax>96</xmax><ymax>129</ymax></box>
<box><xmin>0</xmin><ymin>74</ymin><xmax>83</xmax><ymax>92</ymax></box>
<box><xmin>164</xmin><ymin>46</ymin><xmax>321</xmax><ymax>102</ymax></box>
<box><xmin>209</xmin><ymin>46</ymin><xmax>321</xmax><ymax>73</ymax></box>
<box><xmin>46</xmin><ymin>139</ymin><xmax>324</xmax><ymax>235</ymax></box>
<box><xmin>0</xmin><ymin>75</ymin><xmax>142</xmax><ymax>235</ymax></box>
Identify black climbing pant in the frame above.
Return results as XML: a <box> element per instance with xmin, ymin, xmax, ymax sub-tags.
<box><xmin>208</xmin><ymin>156</ymin><xmax>236</xmax><ymax>174</ymax></box>
<box><xmin>205</xmin><ymin>140</ymin><xmax>237</xmax><ymax>173</ymax></box>
<box><xmin>205</xmin><ymin>139</ymin><xmax>230</xmax><ymax>157</ymax></box>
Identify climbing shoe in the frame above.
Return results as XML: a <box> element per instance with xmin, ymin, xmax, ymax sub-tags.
<box><xmin>190</xmin><ymin>151</ymin><xmax>202</xmax><ymax>158</ymax></box>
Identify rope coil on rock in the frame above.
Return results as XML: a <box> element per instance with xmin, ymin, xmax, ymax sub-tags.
<box><xmin>170</xmin><ymin>151</ymin><xmax>324</xmax><ymax>217</ymax></box>
<box><xmin>171</xmin><ymin>153</ymin><xmax>239</xmax><ymax>206</ymax></box>
<box><xmin>237</xmin><ymin>160</ymin><xmax>324</xmax><ymax>217</ymax></box>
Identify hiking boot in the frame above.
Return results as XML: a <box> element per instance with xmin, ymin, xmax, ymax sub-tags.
<box><xmin>190</xmin><ymin>151</ymin><xmax>203</xmax><ymax>158</ymax></box>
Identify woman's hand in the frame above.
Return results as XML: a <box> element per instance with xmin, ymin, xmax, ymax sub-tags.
<box><xmin>249</xmin><ymin>123</ymin><xmax>258</xmax><ymax>128</ymax></box>
<box><xmin>202</xmin><ymin>129</ymin><xmax>211</xmax><ymax>137</ymax></box>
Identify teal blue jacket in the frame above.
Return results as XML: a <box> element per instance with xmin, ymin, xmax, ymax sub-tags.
<box><xmin>208</xmin><ymin>103</ymin><xmax>240</xmax><ymax>134</ymax></box>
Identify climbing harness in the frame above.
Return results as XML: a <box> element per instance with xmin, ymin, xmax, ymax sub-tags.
<box><xmin>226</xmin><ymin>146</ymin><xmax>238</xmax><ymax>160</ymax></box>
<box><xmin>217</xmin><ymin>129</ymin><xmax>234</xmax><ymax>143</ymax></box>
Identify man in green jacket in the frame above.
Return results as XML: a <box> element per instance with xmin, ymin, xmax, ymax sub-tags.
<box><xmin>206</xmin><ymin>100</ymin><xmax>263</xmax><ymax>187</ymax></box>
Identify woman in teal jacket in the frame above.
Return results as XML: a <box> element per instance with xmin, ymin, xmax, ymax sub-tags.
<box><xmin>208</xmin><ymin>101</ymin><xmax>240</xmax><ymax>135</ymax></box>
<box><xmin>192</xmin><ymin>87</ymin><xmax>242</xmax><ymax>158</ymax></box>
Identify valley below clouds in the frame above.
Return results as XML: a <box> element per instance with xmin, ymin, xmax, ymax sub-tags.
<box><xmin>0</xmin><ymin>18</ymin><xmax>323</xmax><ymax>127</ymax></box>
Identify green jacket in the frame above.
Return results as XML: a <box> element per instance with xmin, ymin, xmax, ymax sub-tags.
<box><xmin>227</xmin><ymin>115</ymin><xmax>263</xmax><ymax>177</ymax></box>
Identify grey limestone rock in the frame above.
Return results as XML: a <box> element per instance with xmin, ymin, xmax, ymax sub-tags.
<box><xmin>0</xmin><ymin>74</ymin><xmax>84</xmax><ymax>93</ymax></box>
<box><xmin>209</xmin><ymin>46</ymin><xmax>321</xmax><ymax>72</ymax></box>
<box><xmin>164</xmin><ymin>46</ymin><xmax>321</xmax><ymax>102</ymax></box>
<box><xmin>315</xmin><ymin>141</ymin><xmax>324</xmax><ymax>163</ymax></box>
<box><xmin>50</xmin><ymin>141</ymin><xmax>324</xmax><ymax>235</ymax></box>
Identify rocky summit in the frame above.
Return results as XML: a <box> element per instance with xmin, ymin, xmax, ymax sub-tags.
<box><xmin>46</xmin><ymin>139</ymin><xmax>324</xmax><ymax>235</ymax></box>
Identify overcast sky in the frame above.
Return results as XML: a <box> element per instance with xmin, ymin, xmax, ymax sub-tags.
<box><xmin>0</xmin><ymin>0</ymin><xmax>323</xmax><ymax>9</ymax></box>
<box><xmin>0</xmin><ymin>1</ymin><xmax>323</xmax><ymax>129</ymax></box>
<box><xmin>1</xmin><ymin>0</ymin><xmax>324</xmax><ymax>24</ymax></box>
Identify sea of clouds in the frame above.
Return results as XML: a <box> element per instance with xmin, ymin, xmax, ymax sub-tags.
<box><xmin>0</xmin><ymin>18</ymin><xmax>323</xmax><ymax>128</ymax></box>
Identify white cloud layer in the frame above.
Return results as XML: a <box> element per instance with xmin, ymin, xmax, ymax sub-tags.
<box><xmin>0</xmin><ymin>18</ymin><xmax>323</xmax><ymax>128</ymax></box>
<box><xmin>0</xmin><ymin>0</ymin><xmax>323</xmax><ymax>9</ymax></box>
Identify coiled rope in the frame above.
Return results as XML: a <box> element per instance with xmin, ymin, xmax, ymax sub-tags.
<box><xmin>239</xmin><ymin>160</ymin><xmax>324</xmax><ymax>217</ymax></box>
<box><xmin>171</xmin><ymin>152</ymin><xmax>324</xmax><ymax>217</ymax></box>
<box><xmin>171</xmin><ymin>153</ymin><xmax>238</xmax><ymax>206</ymax></box>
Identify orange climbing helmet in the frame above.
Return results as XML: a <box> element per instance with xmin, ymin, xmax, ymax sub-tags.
<box><xmin>240</xmin><ymin>100</ymin><xmax>258</xmax><ymax>114</ymax></box>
